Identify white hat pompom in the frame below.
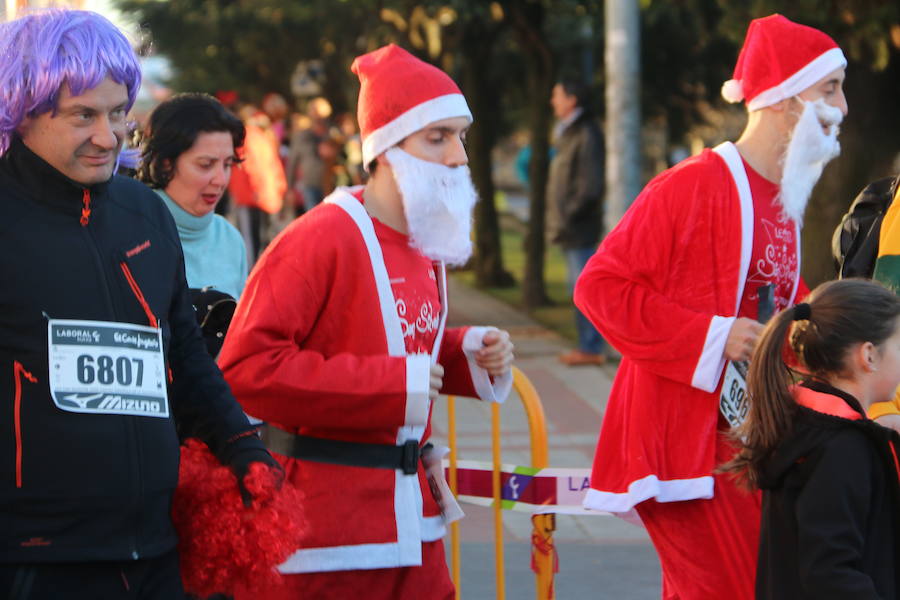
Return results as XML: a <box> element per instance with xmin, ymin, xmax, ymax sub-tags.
<box><xmin>721</xmin><ymin>79</ymin><xmax>744</xmax><ymax>103</ymax></box>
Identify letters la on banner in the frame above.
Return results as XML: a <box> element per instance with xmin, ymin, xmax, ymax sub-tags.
<box><xmin>446</xmin><ymin>460</ymin><xmax>598</xmax><ymax>515</ymax></box>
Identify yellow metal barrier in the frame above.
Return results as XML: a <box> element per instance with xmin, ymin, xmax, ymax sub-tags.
<box><xmin>491</xmin><ymin>402</ymin><xmax>505</xmax><ymax>599</ymax></box>
<box><xmin>447</xmin><ymin>366</ymin><xmax>555</xmax><ymax>599</ymax></box>
<box><xmin>448</xmin><ymin>395</ymin><xmax>461</xmax><ymax>598</ymax></box>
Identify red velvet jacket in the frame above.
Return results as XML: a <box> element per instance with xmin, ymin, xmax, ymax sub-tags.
<box><xmin>575</xmin><ymin>143</ymin><xmax>807</xmax><ymax>516</ymax></box>
<box><xmin>219</xmin><ymin>188</ymin><xmax>510</xmax><ymax>572</ymax></box>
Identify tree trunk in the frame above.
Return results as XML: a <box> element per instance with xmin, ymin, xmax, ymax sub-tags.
<box><xmin>508</xmin><ymin>1</ymin><xmax>554</xmax><ymax>309</ymax></box>
<box><xmin>604</xmin><ymin>0</ymin><xmax>642</xmax><ymax>231</ymax></box>
<box><xmin>459</xmin><ymin>26</ymin><xmax>515</xmax><ymax>288</ymax></box>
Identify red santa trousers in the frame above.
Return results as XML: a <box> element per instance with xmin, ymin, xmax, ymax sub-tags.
<box><xmin>635</xmin><ymin>433</ymin><xmax>761</xmax><ymax>600</ymax></box>
<box><xmin>240</xmin><ymin>540</ymin><xmax>455</xmax><ymax>600</ymax></box>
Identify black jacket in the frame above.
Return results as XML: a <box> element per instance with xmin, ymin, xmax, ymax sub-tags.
<box><xmin>832</xmin><ymin>175</ymin><xmax>900</xmax><ymax>279</ymax></box>
<box><xmin>546</xmin><ymin>111</ymin><xmax>605</xmax><ymax>250</ymax></box>
<box><xmin>756</xmin><ymin>381</ymin><xmax>900</xmax><ymax>599</ymax></box>
<box><xmin>0</xmin><ymin>138</ymin><xmax>264</xmax><ymax>563</ymax></box>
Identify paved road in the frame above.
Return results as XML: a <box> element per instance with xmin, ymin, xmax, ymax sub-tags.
<box><xmin>433</xmin><ymin>277</ymin><xmax>662</xmax><ymax>599</ymax></box>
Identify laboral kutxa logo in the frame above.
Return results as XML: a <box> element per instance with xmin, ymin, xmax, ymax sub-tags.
<box><xmin>54</xmin><ymin>327</ymin><xmax>101</xmax><ymax>344</ymax></box>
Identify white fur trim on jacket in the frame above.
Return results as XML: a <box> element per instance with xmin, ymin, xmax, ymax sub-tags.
<box><xmin>420</xmin><ymin>514</ymin><xmax>447</xmax><ymax>542</ymax></box>
<box><xmin>462</xmin><ymin>326</ymin><xmax>512</xmax><ymax>403</ymax></box>
<box><xmin>582</xmin><ymin>474</ymin><xmax>715</xmax><ymax>514</ymax></box>
<box><xmin>326</xmin><ymin>188</ymin><xmax>406</xmax><ymax>356</ymax></box>
<box><xmin>747</xmin><ymin>48</ymin><xmax>847</xmax><ymax>111</ymax></box>
<box><xmin>405</xmin><ymin>354</ymin><xmax>432</xmax><ymax>427</ymax></box>
<box><xmin>788</xmin><ymin>221</ymin><xmax>802</xmax><ymax>303</ymax></box>
<box><xmin>362</xmin><ymin>94</ymin><xmax>472</xmax><ymax>166</ymax></box>
<box><xmin>714</xmin><ymin>142</ymin><xmax>755</xmax><ymax>318</ymax></box>
<box><xmin>689</xmin><ymin>143</ymin><xmax>754</xmax><ymax>392</ymax></box>
<box><xmin>691</xmin><ymin>316</ymin><xmax>736</xmax><ymax>393</ymax></box>
<box><xmin>430</xmin><ymin>261</ymin><xmax>449</xmax><ymax>365</ymax></box>
<box><xmin>278</xmin><ymin>467</ymin><xmax>430</xmax><ymax>573</ymax></box>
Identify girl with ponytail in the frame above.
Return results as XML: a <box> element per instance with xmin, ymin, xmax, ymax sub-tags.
<box><xmin>723</xmin><ymin>278</ymin><xmax>900</xmax><ymax>599</ymax></box>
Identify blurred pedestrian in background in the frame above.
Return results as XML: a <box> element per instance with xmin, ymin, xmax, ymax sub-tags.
<box><xmin>140</xmin><ymin>93</ymin><xmax>248</xmax><ymax>300</ymax></box>
<box><xmin>139</xmin><ymin>93</ymin><xmax>248</xmax><ymax>357</ymax></box>
<box><xmin>228</xmin><ymin>104</ymin><xmax>286</xmax><ymax>263</ymax></box>
<box><xmin>546</xmin><ymin>77</ymin><xmax>607</xmax><ymax>366</ymax></box>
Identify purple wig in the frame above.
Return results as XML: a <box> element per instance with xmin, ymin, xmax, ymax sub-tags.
<box><xmin>0</xmin><ymin>9</ymin><xmax>142</xmax><ymax>156</ymax></box>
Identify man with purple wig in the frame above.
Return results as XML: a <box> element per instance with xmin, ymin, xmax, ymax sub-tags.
<box><xmin>0</xmin><ymin>10</ymin><xmax>278</xmax><ymax>598</ymax></box>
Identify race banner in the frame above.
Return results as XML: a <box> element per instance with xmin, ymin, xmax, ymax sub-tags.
<box><xmin>444</xmin><ymin>459</ymin><xmax>607</xmax><ymax>516</ymax></box>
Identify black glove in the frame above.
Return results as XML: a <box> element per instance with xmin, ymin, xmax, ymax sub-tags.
<box><xmin>228</xmin><ymin>447</ymin><xmax>284</xmax><ymax>507</ymax></box>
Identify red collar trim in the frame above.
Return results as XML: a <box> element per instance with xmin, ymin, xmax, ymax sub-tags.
<box><xmin>791</xmin><ymin>385</ymin><xmax>864</xmax><ymax>421</ymax></box>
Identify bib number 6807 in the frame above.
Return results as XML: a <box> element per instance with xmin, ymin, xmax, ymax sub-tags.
<box><xmin>76</xmin><ymin>354</ymin><xmax>144</xmax><ymax>387</ymax></box>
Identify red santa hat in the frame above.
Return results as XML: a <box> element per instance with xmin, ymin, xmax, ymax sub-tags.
<box><xmin>352</xmin><ymin>44</ymin><xmax>472</xmax><ymax>167</ymax></box>
<box><xmin>721</xmin><ymin>14</ymin><xmax>846</xmax><ymax>111</ymax></box>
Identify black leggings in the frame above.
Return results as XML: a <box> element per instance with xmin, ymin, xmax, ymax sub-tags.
<box><xmin>0</xmin><ymin>549</ymin><xmax>186</xmax><ymax>600</ymax></box>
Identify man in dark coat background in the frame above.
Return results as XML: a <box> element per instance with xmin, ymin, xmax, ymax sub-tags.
<box><xmin>547</xmin><ymin>78</ymin><xmax>607</xmax><ymax>366</ymax></box>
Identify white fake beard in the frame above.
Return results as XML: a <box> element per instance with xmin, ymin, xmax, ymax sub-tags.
<box><xmin>779</xmin><ymin>98</ymin><xmax>843</xmax><ymax>224</ymax></box>
<box><xmin>385</xmin><ymin>147</ymin><xmax>478</xmax><ymax>266</ymax></box>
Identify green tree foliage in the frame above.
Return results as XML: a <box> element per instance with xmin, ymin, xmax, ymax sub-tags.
<box><xmin>119</xmin><ymin>0</ymin><xmax>522</xmax><ymax>286</ymax></box>
<box><xmin>116</xmin><ymin>0</ymin><xmax>900</xmax><ymax>292</ymax></box>
<box><xmin>641</xmin><ymin>0</ymin><xmax>734</xmax><ymax>142</ymax></box>
<box><xmin>119</xmin><ymin>0</ymin><xmax>395</xmax><ymax>106</ymax></box>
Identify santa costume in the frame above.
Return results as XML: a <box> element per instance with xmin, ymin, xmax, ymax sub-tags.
<box><xmin>218</xmin><ymin>44</ymin><xmax>510</xmax><ymax>599</ymax></box>
<box><xmin>574</xmin><ymin>15</ymin><xmax>843</xmax><ymax>599</ymax></box>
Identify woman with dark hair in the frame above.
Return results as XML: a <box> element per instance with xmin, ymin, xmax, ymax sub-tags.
<box><xmin>723</xmin><ymin>279</ymin><xmax>900</xmax><ymax>599</ymax></box>
<box><xmin>140</xmin><ymin>93</ymin><xmax>248</xmax><ymax>300</ymax></box>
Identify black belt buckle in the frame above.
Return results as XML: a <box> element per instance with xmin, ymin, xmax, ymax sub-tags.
<box><xmin>401</xmin><ymin>439</ymin><xmax>420</xmax><ymax>475</ymax></box>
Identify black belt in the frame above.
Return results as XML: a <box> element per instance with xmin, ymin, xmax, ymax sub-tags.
<box><xmin>265</xmin><ymin>426</ymin><xmax>422</xmax><ymax>475</ymax></box>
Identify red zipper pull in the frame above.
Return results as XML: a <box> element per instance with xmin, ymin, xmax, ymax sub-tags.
<box><xmin>119</xmin><ymin>262</ymin><xmax>158</xmax><ymax>328</ymax></box>
<box><xmin>80</xmin><ymin>189</ymin><xmax>91</xmax><ymax>226</ymax></box>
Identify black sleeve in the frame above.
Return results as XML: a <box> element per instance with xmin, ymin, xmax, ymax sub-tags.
<box><xmin>832</xmin><ymin>175</ymin><xmax>897</xmax><ymax>279</ymax></box>
<box><xmin>561</xmin><ymin>124</ymin><xmax>605</xmax><ymax>228</ymax></box>
<box><xmin>165</xmin><ymin>240</ymin><xmax>264</xmax><ymax>463</ymax></box>
<box><xmin>794</xmin><ymin>430</ymin><xmax>882</xmax><ymax>599</ymax></box>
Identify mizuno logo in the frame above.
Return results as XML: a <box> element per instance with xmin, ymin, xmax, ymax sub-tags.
<box><xmin>62</xmin><ymin>393</ymin><xmax>103</xmax><ymax>409</ymax></box>
<box><xmin>97</xmin><ymin>396</ymin><xmax>161</xmax><ymax>413</ymax></box>
<box><xmin>61</xmin><ymin>393</ymin><xmax>163</xmax><ymax>414</ymax></box>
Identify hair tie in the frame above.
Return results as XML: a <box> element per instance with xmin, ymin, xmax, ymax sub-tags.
<box><xmin>792</xmin><ymin>303</ymin><xmax>811</xmax><ymax>321</ymax></box>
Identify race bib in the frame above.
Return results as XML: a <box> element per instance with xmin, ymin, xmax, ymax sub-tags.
<box><xmin>720</xmin><ymin>284</ymin><xmax>773</xmax><ymax>429</ymax></box>
<box><xmin>719</xmin><ymin>360</ymin><xmax>749</xmax><ymax>428</ymax></box>
<box><xmin>48</xmin><ymin>319</ymin><xmax>169</xmax><ymax>418</ymax></box>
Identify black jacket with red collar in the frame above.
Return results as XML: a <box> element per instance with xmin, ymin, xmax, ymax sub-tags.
<box><xmin>0</xmin><ymin>137</ymin><xmax>263</xmax><ymax>563</ymax></box>
<box><xmin>756</xmin><ymin>380</ymin><xmax>900</xmax><ymax>600</ymax></box>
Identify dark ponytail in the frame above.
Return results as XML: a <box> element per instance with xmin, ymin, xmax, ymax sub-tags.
<box><xmin>723</xmin><ymin>307</ymin><xmax>798</xmax><ymax>488</ymax></box>
<box><xmin>723</xmin><ymin>279</ymin><xmax>900</xmax><ymax>488</ymax></box>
